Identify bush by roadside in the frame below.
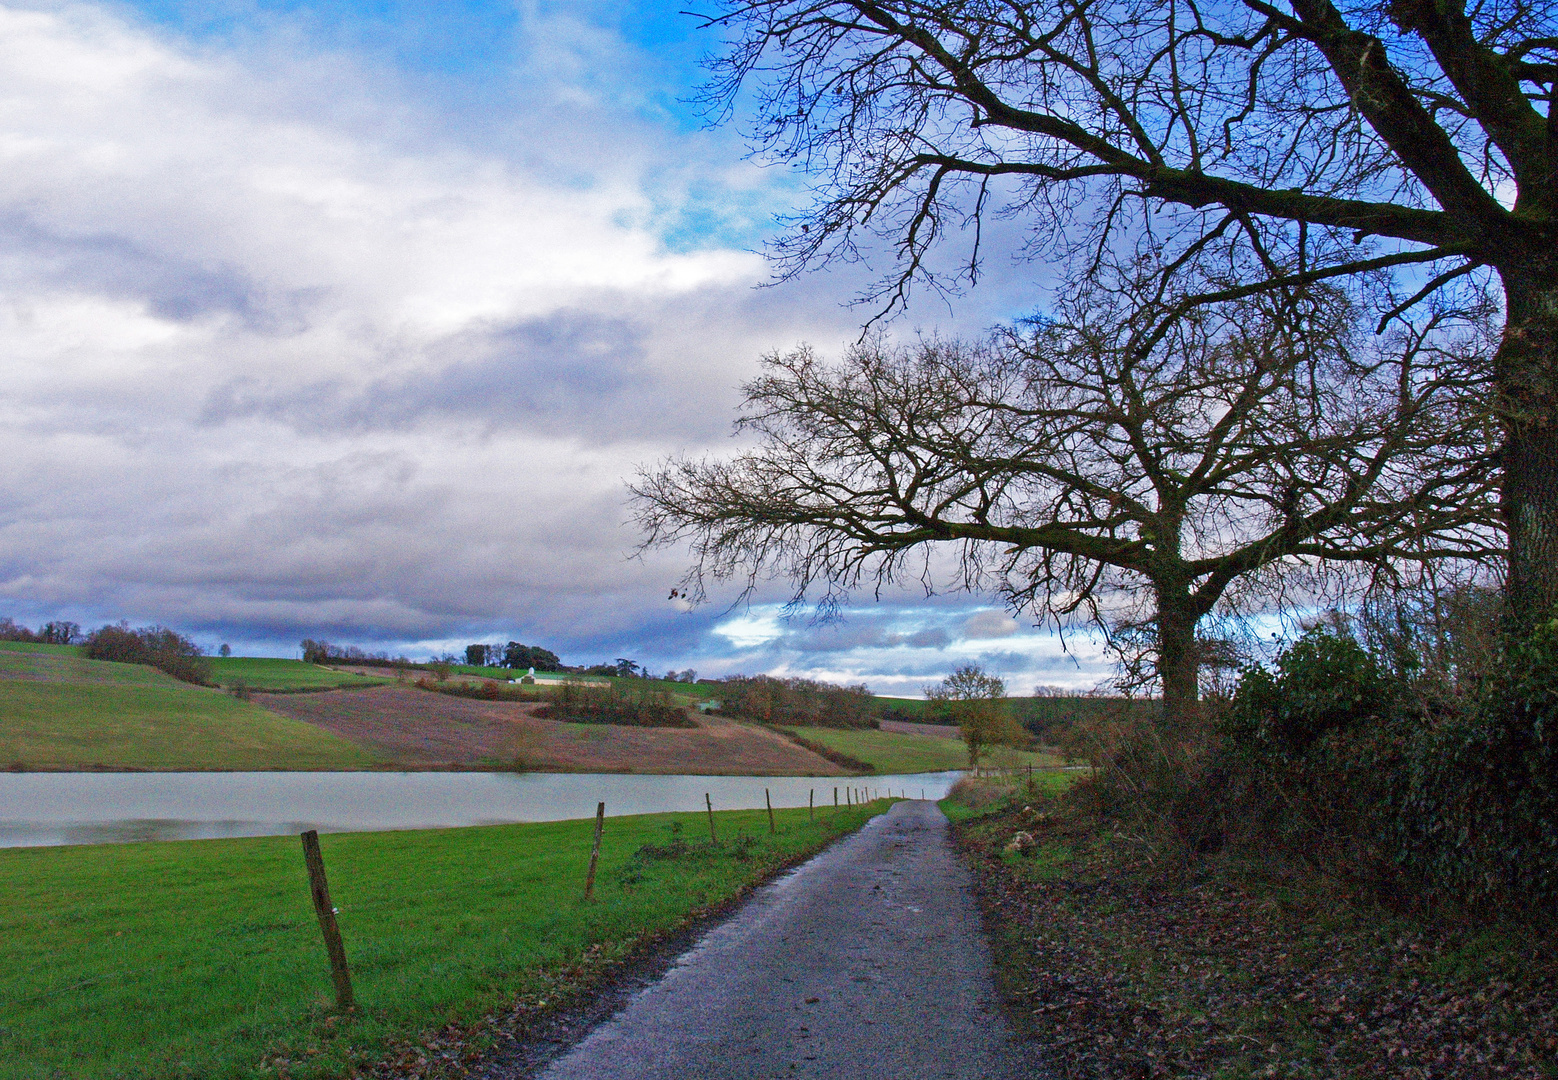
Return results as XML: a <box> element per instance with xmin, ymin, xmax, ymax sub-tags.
<box><xmin>1065</xmin><ymin>600</ymin><xmax>1558</xmax><ymax>917</ymax></box>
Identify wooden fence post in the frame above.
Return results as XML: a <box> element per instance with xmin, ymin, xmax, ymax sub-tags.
<box><xmin>833</xmin><ymin>787</ymin><xmax>838</xmax><ymax>812</ymax></box>
<box><xmin>765</xmin><ymin>788</ymin><xmax>776</xmax><ymax>834</ymax></box>
<box><xmin>583</xmin><ymin>802</ymin><xmax>605</xmax><ymax>900</ymax></box>
<box><xmin>300</xmin><ymin>830</ymin><xmax>354</xmax><ymax>1010</ymax></box>
<box><xmin>705</xmin><ymin>792</ymin><xmax>717</xmax><ymax>843</ymax></box>
<box><xmin>809</xmin><ymin>788</ymin><xmax>814</xmax><ymax>821</ymax></box>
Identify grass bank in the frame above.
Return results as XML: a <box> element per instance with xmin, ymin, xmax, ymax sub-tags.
<box><xmin>788</xmin><ymin>725</ymin><xmax>1059</xmax><ymax>774</ymax></box>
<box><xmin>0</xmin><ymin>801</ymin><xmax>892</xmax><ymax>1080</ymax></box>
<box><xmin>0</xmin><ymin>644</ymin><xmax>378</xmax><ymax>771</ymax></box>
<box><xmin>209</xmin><ymin>658</ymin><xmax>390</xmax><ymax>693</ymax></box>
<box><xmin>944</xmin><ymin>781</ymin><xmax>1558</xmax><ymax>1079</ymax></box>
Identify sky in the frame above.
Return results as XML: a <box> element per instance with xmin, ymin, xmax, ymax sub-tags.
<box><xmin>0</xmin><ymin>0</ymin><xmax>1117</xmax><ymax>695</ymax></box>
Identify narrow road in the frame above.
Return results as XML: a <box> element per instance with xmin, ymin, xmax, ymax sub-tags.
<box><xmin>530</xmin><ymin>800</ymin><xmax>1037</xmax><ymax>1080</ymax></box>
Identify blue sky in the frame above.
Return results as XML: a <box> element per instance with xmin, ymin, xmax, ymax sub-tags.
<box><xmin>0</xmin><ymin>0</ymin><xmax>1113</xmax><ymax>695</ymax></box>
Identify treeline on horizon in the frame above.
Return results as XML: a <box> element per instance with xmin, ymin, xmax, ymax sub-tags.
<box><xmin>2</xmin><ymin>614</ymin><xmax>1126</xmax><ymax>745</ymax></box>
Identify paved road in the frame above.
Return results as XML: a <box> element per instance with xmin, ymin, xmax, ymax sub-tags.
<box><xmin>530</xmin><ymin>800</ymin><xmax>1036</xmax><ymax>1080</ymax></box>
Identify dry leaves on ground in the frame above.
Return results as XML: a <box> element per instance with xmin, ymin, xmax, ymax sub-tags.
<box><xmin>956</xmin><ymin>805</ymin><xmax>1558</xmax><ymax>1079</ymax></box>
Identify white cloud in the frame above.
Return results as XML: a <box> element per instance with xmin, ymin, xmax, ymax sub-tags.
<box><xmin>0</xmin><ymin>3</ymin><xmax>822</xmax><ymax>648</ymax></box>
<box><xmin>962</xmin><ymin>608</ymin><xmax>1019</xmax><ymax>639</ymax></box>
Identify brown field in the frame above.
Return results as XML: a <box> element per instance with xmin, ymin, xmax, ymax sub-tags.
<box><xmin>254</xmin><ymin>685</ymin><xmax>850</xmax><ymax>775</ymax></box>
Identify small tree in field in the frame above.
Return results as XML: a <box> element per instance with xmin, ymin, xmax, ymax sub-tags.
<box><xmin>927</xmin><ymin>665</ymin><xmax>1026</xmax><ymax>765</ymax></box>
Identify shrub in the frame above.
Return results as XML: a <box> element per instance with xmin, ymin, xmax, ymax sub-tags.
<box><xmin>413</xmin><ymin>678</ymin><xmax>544</xmax><ymax>703</ymax></box>
<box><xmin>1064</xmin><ymin>701</ymin><xmax>1228</xmax><ymax>856</ymax></box>
<box><xmin>539</xmin><ymin>680</ymin><xmax>694</xmax><ymax>727</ymax></box>
<box><xmin>84</xmin><ymin>623</ymin><xmax>211</xmax><ymax>685</ymax></box>
<box><xmin>1387</xmin><ymin>617</ymin><xmax>1558</xmax><ymax>906</ymax></box>
<box><xmin>1222</xmin><ymin>629</ymin><xmax>1397</xmax><ymax>760</ymax></box>
<box><xmin>1186</xmin><ymin>616</ymin><xmax>1558</xmax><ymax>912</ymax></box>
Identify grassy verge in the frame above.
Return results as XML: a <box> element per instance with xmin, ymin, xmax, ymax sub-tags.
<box><xmin>946</xmin><ymin>783</ymin><xmax>1558</xmax><ymax>1079</ymax></box>
<box><xmin>0</xmin><ymin>801</ymin><xmax>893</xmax><ymax>1080</ymax></box>
<box><xmin>788</xmin><ymin>725</ymin><xmax>1060</xmax><ymax>774</ymax></box>
<box><xmin>0</xmin><ymin>647</ymin><xmax>378</xmax><ymax>771</ymax></box>
<box><xmin>209</xmin><ymin>659</ymin><xmax>390</xmax><ymax>693</ymax></box>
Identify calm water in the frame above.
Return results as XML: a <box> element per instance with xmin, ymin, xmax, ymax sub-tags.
<box><xmin>0</xmin><ymin>771</ymin><xmax>965</xmax><ymax>848</ymax></box>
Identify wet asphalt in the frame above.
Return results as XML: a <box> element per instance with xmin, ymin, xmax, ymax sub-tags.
<box><xmin>527</xmin><ymin>799</ymin><xmax>1038</xmax><ymax>1080</ymax></box>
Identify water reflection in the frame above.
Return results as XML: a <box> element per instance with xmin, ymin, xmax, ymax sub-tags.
<box><xmin>0</xmin><ymin>771</ymin><xmax>965</xmax><ymax>848</ymax></box>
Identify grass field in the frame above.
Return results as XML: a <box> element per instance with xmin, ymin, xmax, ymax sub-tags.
<box><xmin>788</xmin><ymin>725</ymin><xmax>1060</xmax><ymax>774</ymax></box>
<box><xmin>208</xmin><ymin>658</ymin><xmax>390</xmax><ymax>692</ymax></box>
<box><xmin>0</xmin><ymin>641</ymin><xmax>84</xmax><ymax>657</ymax></box>
<box><xmin>0</xmin><ymin>802</ymin><xmax>892</xmax><ymax>1080</ymax></box>
<box><xmin>0</xmin><ymin>644</ymin><xmax>379</xmax><ymax>771</ymax></box>
<box><xmin>445</xmin><ymin>665</ymin><xmax>722</xmax><ymax>704</ymax></box>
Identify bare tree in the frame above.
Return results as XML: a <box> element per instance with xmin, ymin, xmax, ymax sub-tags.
<box><xmin>634</xmin><ymin>279</ymin><xmax>1497</xmax><ymax>727</ymax></box>
<box><xmin>699</xmin><ymin>0</ymin><xmax>1558</xmax><ymax>624</ymax></box>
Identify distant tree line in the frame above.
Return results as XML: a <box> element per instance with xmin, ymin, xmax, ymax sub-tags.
<box><xmin>458</xmin><ymin>647</ymin><xmax>701</xmax><ymax>683</ymax></box>
<box><xmin>0</xmin><ymin>618</ymin><xmax>82</xmax><ymax>645</ymax></box>
<box><xmin>299</xmin><ymin>640</ymin><xmax>417</xmax><ymax>668</ymax></box>
<box><xmin>711</xmin><ymin>675</ymin><xmax>878</xmax><ymax>730</ymax></box>
<box><xmin>463</xmin><ymin>642</ymin><xmax>563</xmax><ymax>671</ymax></box>
<box><xmin>538</xmin><ymin>680</ymin><xmax>695</xmax><ymax>728</ymax></box>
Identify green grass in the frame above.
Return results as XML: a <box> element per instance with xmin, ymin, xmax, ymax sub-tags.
<box><xmin>0</xmin><ymin>642</ymin><xmax>84</xmax><ymax>657</ymax></box>
<box><xmin>789</xmin><ymin>725</ymin><xmax>1060</xmax><ymax>774</ymax></box>
<box><xmin>441</xmin><ymin>667</ymin><xmax>722</xmax><ymax>708</ymax></box>
<box><xmin>938</xmin><ymin>771</ymin><xmax>1077</xmax><ymax>824</ymax></box>
<box><xmin>0</xmin><ymin>802</ymin><xmax>893</xmax><ymax>1080</ymax></box>
<box><xmin>0</xmin><ymin>646</ymin><xmax>379</xmax><ymax>770</ymax></box>
<box><xmin>207</xmin><ymin>658</ymin><xmax>390</xmax><ymax>692</ymax></box>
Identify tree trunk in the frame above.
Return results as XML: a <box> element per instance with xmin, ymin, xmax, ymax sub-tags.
<box><xmin>1496</xmin><ymin>270</ymin><xmax>1558</xmax><ymax>629</ymax></box>
<box><xmin>1155</xmin><ymin>593</ymin><xmax>1201</xmax><ymax>735</ymax></box>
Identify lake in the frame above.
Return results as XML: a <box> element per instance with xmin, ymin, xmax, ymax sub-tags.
<box><xmin>0</xmin><ymin>770</ymin><xmax>966</xmax><ymax>847</ymax></box>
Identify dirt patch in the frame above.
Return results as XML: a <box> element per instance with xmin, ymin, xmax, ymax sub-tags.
<box><xmin>880</xmin><ymin>718</ymin><xmax>962</xmax><ymax>739</ymax></box>
<box><xmin>254</xmin><ymin>686</ymin><xmax>849</xmax><ymax>774</ymax></box>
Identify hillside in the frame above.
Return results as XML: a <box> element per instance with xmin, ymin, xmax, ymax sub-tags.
<box><xmin>0</xmin><ymin>644</ymin><xmax>1090</xmax><ymax>773</ymax></box>
<box><xmin>788</xmin><ymin>724</ymin><xmax>1061</xmax><ymax>773</ymax></box>
<box><xmin>0</xmin><ymin>643</ymin><xmax>379</xmax><ymax>770</ymax></box>
<box><xmin>207</xmin><ymin>656</ymin><xmax>390</xmax><ymax>691</ymax></box>
<box><xmin>253</xmin><ymin>685</ymin><xmax>852</xmax><ymax>775</ymax></box>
